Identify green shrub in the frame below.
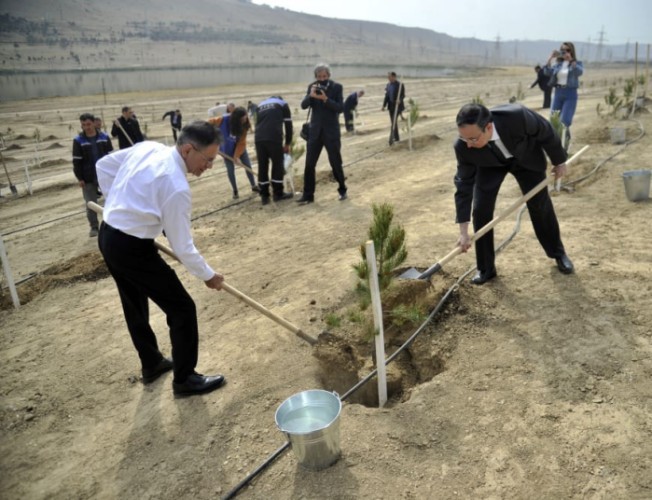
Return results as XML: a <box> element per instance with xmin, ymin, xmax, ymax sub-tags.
<box><xmin>352</xmin><ymin>203</ymin><xmax>408</xmax><ymax>308</ymax></box>
<box><xmin>324</xmin><ymin>313</ymin><xmax>341</xmax><ymax>328</ymax></box>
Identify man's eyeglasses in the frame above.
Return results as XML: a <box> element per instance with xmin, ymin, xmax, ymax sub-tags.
<box><xmin>459</xmin><ymin>135</ymin><xmax>482</xmax><ymax>144</ymax></box>
<box><xmin>459</xmin><ymin>131</ymin><xmax>484</xmax><ymax>144</ymax></box>
<box><xmin>192</xmin><ymin>145</ymin><xmax>215</xmax><ymax>165</ymax></box>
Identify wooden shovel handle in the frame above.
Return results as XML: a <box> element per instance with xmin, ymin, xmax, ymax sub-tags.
<box><xmin>113</xmin><ymin>119</ymin><xmax>135</xmax><ymax>146</ymax></box>
<box><xmin>419</xmin><ymin>145</ymin><xmax>589</xmax><ymax>280</ymax></box>
<box><xmin>215</xmin><ymin>150</ymin><xmax>258</xmax><ymax>178</ymax></box>
<box><xmin>473</xmin><ymin>145</ymin><xmax>589</xmax><ymax>242</ymax></box>
<box><xmin>87</xmin><ymin>202</ymin><xmax>316</xmax><ymax>345</ymax></box>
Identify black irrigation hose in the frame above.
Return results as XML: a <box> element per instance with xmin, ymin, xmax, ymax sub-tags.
<box><xmin>1</xmin><ymin>209</ymin><xmax>87</xmax><ymax>237</ymax></box>
<box><xmin>220</xmin><ymin>195</ymin><xmax>533</xmax><ymax>500</ymax></box>
<box><xmin>222</xmin><ymin>114</ymin><xmax>649</xmax><ymax>499</ymax></box>
<box><xmin>564</xmin><ymin>118</ymin><xmax>645</xmax><ymax>188</ymax></box>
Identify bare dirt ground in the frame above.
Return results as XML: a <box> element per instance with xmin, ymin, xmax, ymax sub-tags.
<box><xmin>1</xmin><ymin>66</ymin><xmax>651</xmax><ymax>499</ymax></box>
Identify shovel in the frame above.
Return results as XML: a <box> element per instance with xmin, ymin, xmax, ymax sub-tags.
<box><xmin>400</xmin><ymin>145</ymin><xmax>589</xmax><ymax>280</ymax></box>
<box><xmin>87</xmin><ymin>202</ymin><xmax>317</xmax><ymax>345</ymax></box>
<box><xmin>216</xmin><ymin>150</ymin><xmax>258</xmax><ymax>178</ymax></box>
<box><xmin>389</xmin><ymin>80</ymin><xmax>404</xmax><ymax>146</ymax></box>
<box><xmin>1</xmin><ymin>150</ymin><xmax>18</xmax><ymax>195</ymax></box>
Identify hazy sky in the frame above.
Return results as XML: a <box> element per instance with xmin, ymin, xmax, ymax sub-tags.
<box><xmin>252</xmin><ymin>0</ymin><xmax>652</xmax><ymax>46</ymax></box>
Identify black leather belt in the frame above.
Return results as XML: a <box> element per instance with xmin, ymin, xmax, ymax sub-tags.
<box><xmin>555</xmin><ymin>84</ymin><xmax>569</xmax><ymax>88</ymax></box>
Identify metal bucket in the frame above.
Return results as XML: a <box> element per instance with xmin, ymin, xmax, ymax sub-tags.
<box><xmin>275</xmin><ymin>390</ymin><xmax>342</xmax><ymax>470</ymax></box>
<box><xmin>610</xmin><ymin>127</ymin><xmax>626</xmax><ymax>144</ymax></box>
<box><xmin>622</xmin><ymin>170</ymin><xmax>651</xmax><ymax>202</ymax></box>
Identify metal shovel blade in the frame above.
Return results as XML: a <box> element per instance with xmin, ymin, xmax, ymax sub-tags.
<box><xmin>399</xmin><ymin>267</ymin><xmax>423</xmax><ymax>279</ymax></box>
<box><xmin>399</xmin><ymin>262</ymin><xmax>444</xmax><ymax>280</ymax></box>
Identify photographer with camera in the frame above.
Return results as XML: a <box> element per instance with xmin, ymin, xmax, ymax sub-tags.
<box><xmin>543</xmin><ymin>42</ymin><xmax>583</xmax><ymax>146</ymax></box>
<box><xmin>296</xmin><ymin>62</ymin><xmax>348</xmax><ymax>204</ymax></box>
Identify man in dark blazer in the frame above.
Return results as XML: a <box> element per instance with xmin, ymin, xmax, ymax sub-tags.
<box><xmin>111</xmin><ymin>106</ymin><xmax>145</xmax><ymax>149</ymax></box>
<box><xmin>530</xmin><ymin>64</ymin><xmax>553</xmax><ymax>109</ymax></box>
<box><xmin>297</xmin><ymin>62</ymin><xmax>347</xmax><ymax>204</ymax></box>
<box><xmin>453</xmin><ymin>103</ymin><xmax>574</xmax><ymax>285</ymax></box>
<box><xmin>343</xmin><ymin>89</ymin><xmax>364</xmax><ymax>132</ymax></box>
<box><xmin>382</xmin><ymin>71</ymin><xmax>405</xmax><ymax>145</ymax></box>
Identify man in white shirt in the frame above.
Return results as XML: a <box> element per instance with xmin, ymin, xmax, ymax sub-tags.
<box><xmin>207</xmin><ymin>102</ymin><xmax>234</xmax><ymax>118</ymax></box>
<box><xmin>96</xmin><ymin>121</ymin><xmax>226</xmax><ymax>396</ymax></box>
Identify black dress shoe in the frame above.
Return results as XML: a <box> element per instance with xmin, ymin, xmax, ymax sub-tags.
<box><xmin>142</xmin><ymin>357</ymin><xmax>173</xmax><ymax>384</ymax></box>
<box><xmin>273</xmin><ymin>192</ymin><xmax>294</xmax><ymax>202</ymax></box>
<box><xmin>261</xmin><ymin>195</ymin><xmax>270</xmax><ymax>205</ymax></box>
<box><xmin>470</xmin><ymin>269</ymin><xmax>497</xmax><ymax>285</ymax></box>
<box><xmin>338</xmin><ymin>192</ymin><xmax>348</xmax><ymax>201</ymax></box>
<box><xmin>555</xmin><ymin>254</ymin><xmax>574</xmax><ymax>274</ymax></box>
<box><xmin>173</xmin><ymin>373</ymin><xmax>225</xmax><ymax>396</ymax></box>
<box><xmin>296</xmin><ymin>196</ymin><xmax>314</xmax><ymax>204</ymax></box>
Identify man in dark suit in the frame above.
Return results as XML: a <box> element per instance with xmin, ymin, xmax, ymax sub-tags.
<box><xmin>453</xmin><ymin>103</ymin><xmax>574</xmax><ymax>285</ymax></box>
<box><xmin>343</xmin><ymin>89</ymin><xmax>364</xmax><ymax>132</ymax></box>
<box><xmin>297</xmin><ymin>62</ymin><xmax>347</xmax><ymax>204</ymax></box>
<box><xmin>530</xmin><ymin>64</ymin><xmax>553</xmax><ymax>109</ymax></box>
<box><xmin>111</xmin><ymin>106</ymin><xmax>145</xmax><ymax>149</ymax></box>
<box><xmin>162</xmin><ymin>109</ymin><xmax>183</xmax><ymax>141</ymax></box>
<box><xmin>382</xmin><ymin>71</ymin><xmax>405</xmax><ymax>145</ymax></box>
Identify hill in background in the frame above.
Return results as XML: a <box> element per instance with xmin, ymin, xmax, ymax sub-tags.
<box><xmin>0</xmin><ymin>0</ymin><xmax>634</xmax><ymax>74</ymax></box>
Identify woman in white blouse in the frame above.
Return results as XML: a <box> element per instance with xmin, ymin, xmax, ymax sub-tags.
<box><xmin>544</xmin><ymin>41</ymin><xmax>584</xmax><ymax>144</ymax></box>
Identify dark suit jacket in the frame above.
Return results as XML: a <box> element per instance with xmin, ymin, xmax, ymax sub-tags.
<box><xmin>344</xmin><ymin>92</ymin><xmax>358</xmax><ymax>112</ymax></box>
<box><xmin>301</xmin><ymin>79</ymin><xmax>343</xmax><ymax>141</ymax></box>
<box><xmin>530</xmin><ymin>68</ymin><xmax>551</xmax><ymax>91</ymax></box>
<box><xmin>453</xmin><ymin>104</ymin><xmax>567</xmax><ymax>223</ymax></box>
<box><xmin>111</xmin><ymin>116</ymin><xmax>144</xmax><ymax>149</ymax></box>
<box><xmin>383</xmin><ymin>80</ymin><xmax>405</xmax><ymax>112</ymax></box>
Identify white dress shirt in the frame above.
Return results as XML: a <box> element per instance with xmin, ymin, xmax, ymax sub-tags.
<box><xmin>490</xmin><ymin>125</ymin><xmax>513</xmax><ymax>159</ymax></box>
<box><xmin>96</xmin><ymin>141</ymin><xmax>215</xmax><ymax>281</ymax></box>
<box><xmin>556</xmin><ymin>61</ymin><xmax>570</xmax><ymax>86</ymax></box>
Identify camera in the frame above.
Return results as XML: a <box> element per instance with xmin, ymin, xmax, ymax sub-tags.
<box><xmin>313</xmin><ymin>83</ymin><xmax>327</xmax><ymax>95</ymax></box>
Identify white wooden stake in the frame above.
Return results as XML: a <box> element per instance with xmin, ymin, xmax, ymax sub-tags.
<box><xmin>0</xmin><ymin>234</ymin><xmax>20</xmax><ymax>309</ymax></box>
<box><xmin>630</xmin><ymin>42</ymin><xmax>639</xmax><ymax>119</ymax></box>
<box><xmin>24</xmin><ymin>161</ymin><xmax>33</xmax><ymax>195</ymax></box>
<box><xmin>365</xmin><ymin>240</ymin><xmax>388</xmax><ymax>408</ymax></box>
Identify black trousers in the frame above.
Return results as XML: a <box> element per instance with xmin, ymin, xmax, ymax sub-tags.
<box><xmin>343</xmin><ymin>107</ymin><xmax>355</xmax><ymax>132</ymax></box>
<box><xmin>387</xmin><ymin>105</ymin><xmax>400</xmax><ymax>141</ymax></box>
<box><xmin>302</xmin><ymin>130</ymin><xmax>346</xmax><ymax>199</ymax></box>
<box><xmin>255</xmin><ymin>140</ymin><xmax>285</xmax><ymax>197</ymax></box>
<box><xmin>98</xmin><ymin>222</ymin><xmax>198</xmax><ymax>382</ymax></box>
<box><xmin>472</xmin><ymin>164</ymin><xmax>566</xmax><ymax>273</ymax></box>
<box><xmin>542</xmin><ymin>87</ymin><xmax>552</xmax><ymax>109</ymax></box>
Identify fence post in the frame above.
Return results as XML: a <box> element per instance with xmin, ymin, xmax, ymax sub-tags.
<box><xmin>365</xmin><ymin>240</ymin><xmax>388</xmax><ymax>408</ymax></box>
<box><xmin>0</xmin><ymin>234</ymin><xmax>20</xmax><ymax>309</ymax></box>
<box><xmin>24</xmin><ymin>160</ymin><xmax>33</xmax><ymax>195</ymax></box>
